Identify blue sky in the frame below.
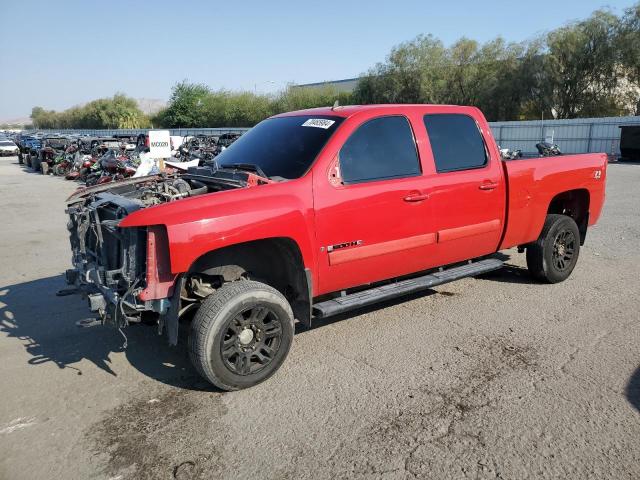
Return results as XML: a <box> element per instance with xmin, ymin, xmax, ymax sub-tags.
<box><xmin>0</xmin><ymin>0</ymin><xmax>634</xmax><ymax>119</ymax></box>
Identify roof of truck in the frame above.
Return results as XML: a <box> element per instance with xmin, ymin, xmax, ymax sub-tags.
<box><xmin>273</xmin><ymin>104</ymin><xmax>477</xmax><ymax>119</ymax></box>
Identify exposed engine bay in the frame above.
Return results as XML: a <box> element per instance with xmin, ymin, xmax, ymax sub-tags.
<box><xmin>67</xmin><ymin>165</ymin><xmax>271</xmax><ymax>206</ymax></box>
<box><xmin>64</xmin><ymin>166</ymin><xmax>272</xmax><ymax>332</ymax></box>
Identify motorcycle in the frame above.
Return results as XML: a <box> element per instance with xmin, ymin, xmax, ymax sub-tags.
<box><xmin>52</xmin><ymin>145</ymin><xmax>79</xmax><ymax>176</ymax></box>
<box><xmin>499</xmin><ymin>147</ymin><xmax>522</xmax><ymax>160</ymax></box>
<box><xmin>536</xmin><ymin>142</ymin><xmax>562</xmax><ymax>157</ymax></box>
<box><xmin>85</xmin><ymin>150</ymin><xmax>138</xmax><ymax>186</ymax></box>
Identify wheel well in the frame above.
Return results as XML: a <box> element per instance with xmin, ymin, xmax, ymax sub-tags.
<box><xmin>188</xmin><ymin>238</ymin><xmax>312</xmax><ymax>326</ymax></box>
<box><xmin>547</xmin><ymin>189</ymin><xmax>590</xmax><ymax>245</ymax></box>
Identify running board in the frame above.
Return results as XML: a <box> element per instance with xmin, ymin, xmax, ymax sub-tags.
<box><xmin>312</xmin><ymin>258</ymin><xmax>503</xmax><ymax>318</ymax></box>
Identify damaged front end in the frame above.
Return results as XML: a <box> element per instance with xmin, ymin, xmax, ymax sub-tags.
<box><xmin>66</xmin><ymin>180</ymin><xmax>171</xmax><ymax>326</ymax></box>
<box><xmin>65</xmin><ymin>168</ymin><xmax>269</xmax><ymax>344</ymax></box>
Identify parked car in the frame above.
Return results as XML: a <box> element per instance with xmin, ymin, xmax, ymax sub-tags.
<box><xmin>16</xmin><ymin>135</ymin><xmax>41</xmax><ymax>165</ymax></box>
<box><xmin>65</xmin><ymin>104</ymin><xmax>607</xmax><ymax>391</ymax></box>
<box><xmin>0</xmin><ymin>139</ymin><xmax>19</xmax><ymax>156</ymax></box>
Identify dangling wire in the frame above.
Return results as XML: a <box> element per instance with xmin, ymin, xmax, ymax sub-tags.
<box><xmin>118</xmin><ymin>326</ymin><xmax>128</xmax><ymax>349</ymax></box>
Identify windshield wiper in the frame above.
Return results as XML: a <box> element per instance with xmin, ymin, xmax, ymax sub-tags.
<box><xmin>222</xmin><ymin>163</ymin><xmax>269</xmax><ymax>179</ymax></box>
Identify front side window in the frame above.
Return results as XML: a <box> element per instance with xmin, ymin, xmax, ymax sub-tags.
<box><xmin>339</xmin><ymin>116</ymin><xmax>421</xmax><ymax>184</ymax></box>
<box><xmin>423</xmin><ymin>114</ymin><xmax>487</xmax><ymax>173</ymax></box>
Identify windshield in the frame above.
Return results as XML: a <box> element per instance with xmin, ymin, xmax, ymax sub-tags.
<box><xmin>215</xmin><ymin>115</ymin><xmax>344</xmax><ymax>179</ymax></box>
<box><xmin>45</xmin><ymin>139</ymin><xmax>69</xmax><ymax>148</ymax></box>
<box><xmin>0</xmin><ymin>141</ymin><xmax>14</xmax><ymax>146</ymax></box>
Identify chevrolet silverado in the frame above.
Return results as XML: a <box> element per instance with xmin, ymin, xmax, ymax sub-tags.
<box><xmin>65</xmin><ymin>105</ymin><xmax>607</xmax><ymax>390</ymax></box>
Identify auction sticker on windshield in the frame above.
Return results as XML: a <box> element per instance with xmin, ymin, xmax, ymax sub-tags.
<box><xmin>302</xmin><ymin>119</ymin><xmax>335</xmax><ymax>129</ymax></box>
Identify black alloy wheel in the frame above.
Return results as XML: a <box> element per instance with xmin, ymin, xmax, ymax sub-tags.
<box><xmin>220</xmin><ymin>305</ymin><xmax>284</xmax><ymax>376</ymax></box>
<box><xmin>551</xmin><ymin>229</ymin><xmax>576</xmax><ymax>272</ymax></box>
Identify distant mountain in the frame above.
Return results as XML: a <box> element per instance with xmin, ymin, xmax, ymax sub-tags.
<box><xmin>135</xmin><ymin>98</ymin><xmax>167</xmax><ymax>115</ymax></box>
<box><xmin>0</xmin><ymin>116</ymin><xmax>31</xmax><ymax>126</ymax></box>
<box><xmin>0</xmin><ymin>97</ymin><xmax>167</xmax><ymax>125</ymax></box>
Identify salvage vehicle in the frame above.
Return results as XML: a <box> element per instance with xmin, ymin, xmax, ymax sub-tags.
<box><xmin>16</xmin><ymin>135</ymin><xmax>41</xmax><ymax>165</ymax></box>
<box><xmin>34</xmin><ymin>136</ymin><xmax>71</xmax><ymax>173</ymax></box>
<box><xmin>65</xmin><ymin>105</ymin><xmax>607</xmax><ymax>391</ymax></box>
<box><xmin>84</xmin><ymin>149</ymin><xmax>138</xmax><ymax>186</ymax></box>
<box><xmin>0</xmin><ymin>139</ymin><xmax>19</xmax><ymax>156</ymax></box>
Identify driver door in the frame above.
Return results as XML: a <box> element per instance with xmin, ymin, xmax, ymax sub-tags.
<box><xmin>313</xmin><ymin>115</ymin><xmax>437</xmax><ymax>295</ymax></box>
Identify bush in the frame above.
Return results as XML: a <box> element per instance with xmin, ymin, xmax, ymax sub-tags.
<box><xmin>31</xmin><ymin>94</ymin><xmax>150</xmax><ymax>129</ymax></box>
<box><xmin>151</xmin><ymin>82</ymin><xmax>354</xmax><ymax>128</ymax></box>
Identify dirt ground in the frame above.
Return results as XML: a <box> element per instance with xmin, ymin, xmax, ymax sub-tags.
<box><xmin>0</xmin><ymin>155</ymin><xmax>639</xmax><ymax>480</ymax></box>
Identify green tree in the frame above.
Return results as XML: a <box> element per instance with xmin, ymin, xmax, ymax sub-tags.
<box><xmin>354</xmin><ymin>35</ymin><xmax>447</xmax><ymax>104</ymax></box>
<box><xmin>353</xmin><ymin>34</ymin><xmax>529</xmax><ymax>121</ymax></box>
<box><xmin>544</xmin><ymin>10</ymin><xmax>624</xmax><ymax>118</ymax></box>
<box><xmin>156</xmin><ymin>81</ymin><xmax>211</xmax><ymax>127</ymax></box>
<box><xmin>619</xmin><ymin>2</ymin><xmax>640</xmax><ymax>114</ymax></box>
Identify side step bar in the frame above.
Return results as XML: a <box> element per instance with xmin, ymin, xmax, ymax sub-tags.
<box><xmin>312</xmin><ymin>258</ymin><xmax>503</xmax><ymax>318</ymax></box>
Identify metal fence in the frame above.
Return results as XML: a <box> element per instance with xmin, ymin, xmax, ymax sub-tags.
<box><xmin>489</xmin><ymin>116</ymin><xmax>640</xmax><ymax>156</ymax></box>
<box><xmin>30</xmin><ymin>127</ymin><xmax>251</xmax><ymax>136</ymax></box>
<box><xmin>25</xmin><ymin>115</ymin><xmax>640</xmax><ymax>156</ymax></box>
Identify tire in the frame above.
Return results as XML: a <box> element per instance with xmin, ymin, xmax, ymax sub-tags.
<box><xmin>32</xmin><ymin>156</ymin><xmax>41</xmax><ymax>172</ymax></box>
<box><xmin>189</xmin><ymin>280</ymin><xmax>294</xmax><ymax>391</ymax></box>
<box><xmin>526</xmin><ymin>214</ymin><xmax>580</xmax><ymax>283</ymax></box>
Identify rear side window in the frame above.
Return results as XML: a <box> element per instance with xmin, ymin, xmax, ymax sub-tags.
<box><xmin>339</xmin><ymin>116</ymin><xmax>420</xmax><ymax>184</ymax></box>
<box><xmin>423</xmin><ymin>114</ymin><xmax>487</xmax><ymax>172</ymax></box>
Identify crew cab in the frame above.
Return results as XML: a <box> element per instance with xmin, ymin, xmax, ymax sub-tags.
<box><xmin>65</xmin><ymin>105</ymin><xmax>607</xmax><ymax>390</ymax></box>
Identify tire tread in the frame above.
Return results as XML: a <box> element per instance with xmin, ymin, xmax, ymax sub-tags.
<box><xmin>188</xmin><ymin>280</ymin><xmax>293</xmax><ymax>391</ymax></box>
<box><xmin>526</xmin><ymin>214</ymin><xmax>580</xmax><ymax>283</ymax></box>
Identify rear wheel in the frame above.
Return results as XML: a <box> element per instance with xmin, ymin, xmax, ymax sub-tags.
<box><xmin>526</xmin><ymin>214</ymin><xmax>580</xmax><ymax>283</ymax></box>
<box><xmin>189</xmin><ymin>280</ymin><xmax>294</xmax><ymax>391</ymax></box>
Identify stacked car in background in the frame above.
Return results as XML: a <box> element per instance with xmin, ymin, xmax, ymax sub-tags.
<box><xmin>5</xmin><ymin>131</ymin><xmax>242</xmax><ymax>187</ymax></box>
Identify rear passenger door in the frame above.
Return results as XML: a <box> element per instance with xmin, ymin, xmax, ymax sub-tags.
<box><xmin>422</xmin><ymin>113</ymin><xmax>506</xmax><ymax>265</ymax></box>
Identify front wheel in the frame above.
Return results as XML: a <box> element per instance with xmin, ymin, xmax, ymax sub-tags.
<box><xmin>189</xmin><ymin>280</ymin><xmax>294</xmax><ymax>391</ymax></box>
<box><xmin>526</xmin><ymin>214</ymin><xmax>581</xmax><ymax>283</ymax></box>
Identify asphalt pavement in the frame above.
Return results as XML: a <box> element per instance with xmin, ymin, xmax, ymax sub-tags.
<box><xmin>0</xmin><ymin>156</ymin><xmax>639</xmax><ymax>480</ymax></box>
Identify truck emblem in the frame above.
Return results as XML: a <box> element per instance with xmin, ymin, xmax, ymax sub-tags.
<box><xmin>594</xmin><ymin>170</ymin><xmax>602</xmax><ymax>179</ymax></box>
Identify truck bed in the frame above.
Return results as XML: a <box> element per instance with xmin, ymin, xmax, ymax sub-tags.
<box><xmin>499</xmin><ymin>153</ymin><xmax>608</xmax><ymax>249</ymax></box>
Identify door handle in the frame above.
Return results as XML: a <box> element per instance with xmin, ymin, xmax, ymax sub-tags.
<box><xmin>403</xmin><ymin>192</ymin><xmax>429</xmax><ymax>202</ymax></box>
<box><xmin>479</xmin><ymin>182</ymin><xmax>499</xmax><ymax>190</ymax></box>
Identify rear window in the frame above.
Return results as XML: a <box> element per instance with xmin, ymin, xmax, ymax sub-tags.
<box><xmin>423</xmin><ymin>114</ymin><xmax>487</xmax><ymax>172</ymax></box>
<box><xmin>45</xmin><ymin>139</ymin><xmax>69</xmax><ymax>148</ymax></box>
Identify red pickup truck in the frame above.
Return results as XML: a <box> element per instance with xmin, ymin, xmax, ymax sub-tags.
<box><xmin>66</xmin><ymin>105</ymin><xmax>607</xmax><ymax>390</ymax></box>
